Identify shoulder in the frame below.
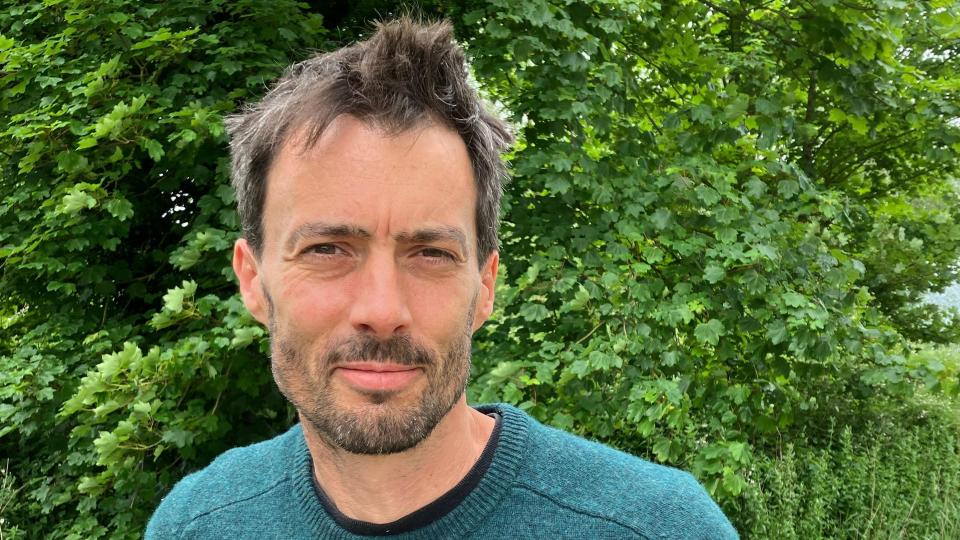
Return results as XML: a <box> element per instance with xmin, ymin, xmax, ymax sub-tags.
<box><xmin>499</xmin><ymin>406</ymin><xmax>738</xmax><ymax>539</ymax></box>
<box><xmin>145</xmin><ymin>424</ymin><xmax>303</xmax><ymax>539</ymax></box>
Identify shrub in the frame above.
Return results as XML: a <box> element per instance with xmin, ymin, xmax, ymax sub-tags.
<box><xmin>734</xmin><ymin>392</ymin><xmax>960</xmax><ymax>539</ymax></box>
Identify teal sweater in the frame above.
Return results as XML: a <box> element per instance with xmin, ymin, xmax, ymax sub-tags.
<box><xmin>147</xmin><ymin>404</ymin><xmax>738</xmax><ymax>539</ymax></box>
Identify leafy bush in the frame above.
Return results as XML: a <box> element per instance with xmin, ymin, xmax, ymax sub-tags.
<box><xmin>0</xmin><ymin>460</ymin><xmax>21</xmax><ymax>538</ymax></box>
<box><xmin>734</xmin><ymin>392</ymin><xmax>960</xmax><ymax>539</ymax></box>
<box><xmin>464</xmin><ymin>0</ymin><xmax>960</xmax><ymax>501</ymax></box>
<box><xmin>907</xmin><ymin>343</ymin><xmax>960</xmax><ymax>398</ymax></box>
<box><xmin>0</xmin><ymin>1</ymin><xmax>324</xmax><ymax>537</ymax></box>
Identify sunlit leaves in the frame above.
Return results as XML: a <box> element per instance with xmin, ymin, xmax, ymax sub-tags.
<box><xmin>694</xmin><ymin>319</ymin><xmax>725</xmax><ymax>346</ymax></box>
<box><xmin>465</xmin><ymin>0</ymin><xmax>959</xmax><ymax>505</ymax></box>
<box><xmin>0</xmin><ymin>1</ymin><xmax>326</xmax><ymax>537</ymax></box>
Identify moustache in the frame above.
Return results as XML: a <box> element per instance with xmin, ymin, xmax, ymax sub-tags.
<box><xmin>323</xmin><ymin>333</ymin><xmax>436</xmax><ymax>368</ymax></box>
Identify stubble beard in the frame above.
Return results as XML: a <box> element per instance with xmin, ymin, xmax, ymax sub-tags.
<box><xmin>266</xmin><ymin>296</ymin><xmax>475</xmax><ymax>455</ymax></box>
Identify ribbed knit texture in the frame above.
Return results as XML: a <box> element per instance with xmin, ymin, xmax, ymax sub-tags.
<box><xmin>146</xmin><ymin>404</ymin><xmax>739</xmax><ymax>539</ymax></box>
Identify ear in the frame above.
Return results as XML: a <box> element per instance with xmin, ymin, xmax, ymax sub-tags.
<box><xmin>471</xmin><ymin>251</ymin><xmax>499</xmax><ymax>333</ymax></box>
<box><xmin>233</xmin><ymin>238</ymin><xmax>268</xmax><ymax>326</ymax></box>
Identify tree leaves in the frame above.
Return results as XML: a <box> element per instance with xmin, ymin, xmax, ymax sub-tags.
<box><xmin>60</xmin><ymin>188</ymin><xmax>98</xmax><ymax>215</ymax></box>
<box><xmin>695</xmin><ymin>319</ymin><xmax>725</xmax><ymax>346</ymax></box>
<box><xmin>704</xmin><ymin>265</ymin><xmax>726</xmax><ymax>284</ymax></box>
<box><xmin>0</xmin><ymin>1</ymin><xmax>327</xmax><ymax>536</ymax></box>
<box><xmin>466</xmin><ymin>0</ymin><xmax>959</xmax><ymax>506</ymax></box>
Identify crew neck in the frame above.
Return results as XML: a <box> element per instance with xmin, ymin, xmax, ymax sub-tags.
<box><xmin>289</xmin><ymin>404</ymin><xmax>530</xmax><ymax>538</ymax></box>
<box><xmin>310</xmin><ymin>412</ymin><xmax>502</xmax><ymax>536</ymax></box>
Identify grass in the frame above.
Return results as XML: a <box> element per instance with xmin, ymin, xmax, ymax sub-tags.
<box><xmin>0</xmin><ymin>460</ymin><xmax>23</xmax><ymax>540</ymax></box>
<box><xmin>734</xmin><ymin>390</ymin><xmax>960</xmax><ymax>539</ymax></box>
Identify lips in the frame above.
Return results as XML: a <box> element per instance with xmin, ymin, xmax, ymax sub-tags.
<box><xmin>334</xmin><ymin>363</ymin><xmax>422</xmax><ymax>393</ymax></box>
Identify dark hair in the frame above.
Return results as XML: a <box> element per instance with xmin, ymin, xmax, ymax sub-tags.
<box><xmin>225</xmin><ymin>17</ymin><xmax>514</xmax><ymax>264</ymax></box>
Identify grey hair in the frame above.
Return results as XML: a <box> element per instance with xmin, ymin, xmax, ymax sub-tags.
<box><xmin>225</xmin><ymin>17</ymin><xmax>514</xmax><ymax>265</ymax></box>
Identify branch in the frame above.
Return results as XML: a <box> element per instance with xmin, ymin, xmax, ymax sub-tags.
<box><xmin>821</xmin><ymin>130</ymin><xmax>919</xmax><ymax>186</ymax></box>
<box><xmin>801</xmin><ymin>70</ymin><xmax>817</xmax><ymax>175</ymax></box>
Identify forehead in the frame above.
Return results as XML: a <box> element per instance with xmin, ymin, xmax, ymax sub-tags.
<box><xmin>261</xmin><ymin>115</ymin><xmax>477</xmax><ymax>250</ymax></box>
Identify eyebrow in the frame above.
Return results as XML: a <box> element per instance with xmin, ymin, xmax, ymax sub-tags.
<box><xmin>284</xmin><ymin>222</ymin><xmax>371</xmax><ymax>252</ymax></box>
<box><xmin>284</xmin><ymin>222</ymin><xmax>468</xmax><ymax>255</ymax></box>
<box><xmin>395</xmin><ymin>226</ymin><xmax>469</xmax><ymax>256</ymax></box>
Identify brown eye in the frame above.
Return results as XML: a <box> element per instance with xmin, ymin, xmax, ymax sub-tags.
<box><xmin>303</xmin><ymin>244</ymin><xmax>343</xmax><ymax>256</ymax></box>
<box><xmin>417</xmin><ymin>247</ymin><xmax>460</xmax><ymax>267</ymax></box>
<box><xmin>421</xmin><ymin>247</ymin><xmax>454</xmax><ymax>259</ymax></box>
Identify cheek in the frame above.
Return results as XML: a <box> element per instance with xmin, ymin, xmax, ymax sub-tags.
<box><xmin>406</xmin><ymin>278</ymin><xmax>477</xmax><ymax>335</ymax></box>
<box><xmin>277</xmin><ymin>275</ymin><xmax>353</xmax><ymax>337</ymax></box>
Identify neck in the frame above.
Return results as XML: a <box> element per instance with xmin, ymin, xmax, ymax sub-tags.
<box><xmin>302</xmin><ymin>398</ymin><xmax>495</xmax><ymax>524</ymax></box>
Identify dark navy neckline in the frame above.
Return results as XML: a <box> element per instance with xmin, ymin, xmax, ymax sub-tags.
<box><xmin>310</xmin><ymin>412</ymin><xmax>503</xmax><ymax>536</ymax></box>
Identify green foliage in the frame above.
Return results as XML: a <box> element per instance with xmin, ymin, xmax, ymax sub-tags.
<box><xmin>907</xmin><ymin>343</ymin><xmax>960</xmax><ymax>398</ymax></box>
<box><xmin>2</xmin><ymin>0</ymin><xmax>959</xmax><ymax>538</ymax></box>
<box><xmin>734</xmin><ymin>393</ymin><xmax>960</xmax><ymax>539</ymax></box>
<box><xmin>0</xmin><ymin>460</ymin><xmax>21</xmax><ymax>538</ymax></box>
<box><xmin>0</xmin><ymin>0</ymin><xmax>324</xmax><ymax>537</ymax></box>
<box><xmin>463</xmin><ymin>0</ymin><xmax>959</xmax><ymax>503</ymax></box>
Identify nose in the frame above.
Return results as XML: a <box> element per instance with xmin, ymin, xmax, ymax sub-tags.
<box><xmin>347</xmin><ymin>251</ymin><xmax>413</xmax><ymax>340</ymax></box>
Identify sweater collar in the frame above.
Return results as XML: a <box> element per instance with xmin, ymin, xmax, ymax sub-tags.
<box><xmin>288</xmin><ymin>403</ymin><xmax>529</xmax><ymax>539</ymax></box>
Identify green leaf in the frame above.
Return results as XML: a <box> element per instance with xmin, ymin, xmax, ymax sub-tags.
<box><xmin>77</xmin><ymin>475</ymin><xmax>106</xmax><ymax>495</ymax></box>
<box><xmin>766</xmin><ymin>320</ymin><xmax>788</xmax><ymax>344</ymax></box>
<box><xmin>161</xmin><ymin>428</ymin><xmax>194</xmax><ymax>448</ymax></box>
<box><xmin>650</xmin><ymin>208</ymin><xmax>671</xmax><ymax>229</ymax></box>
<box><xmin>61</xmin><ymin>189</ymin><xmax>98</xmax><ymax>215</ymax></box>
<box><xmin>231</xmin><ymin>326</ymin><xmax>264</xmax><ymax>349</ymax></box>
<box><xmin>743</xmin><ymin>271</ymin><xmax>767</xmax><ymax>295</ymax></box>
<box><xmin>464</xmin><ymin>9</ymin><xmax>486</xmax><ymax>26</ymax></box>
<box><xmin>782</xmin><ymin>292</ymin><xmax>806</xmax><ymax>308</ymax></box>
<box><xmin>588</xmin><ymin>350</ymin><xmax>622</xmax><ymax>371</ymax></box>
<box><xmin>721</xmin><ymin>470</ymin><xmax>746</xmax><ymax>496</ymax></box>
<box><xmin>519</xmin><ymin>303</ymin><xmax>549</xmax><ymax>322</ymax></box>
<box><xmin>777</xmin><ymin>180</ymin><xmax>799</xmax><ymax>199</ymax></box>
<box><xmin>695</xmin><ymin>185</ymin><xmax>721</xmax><ymax>205</ymax></box>
<box><xmin>141</xmin><ymin>138</ymin><xmax>165</xmax><ymax>161</ymax></box>
<box><xmin>490</xmin><ymin>362</ymin><xmax>521</xmax><ymax>381</ymax></box>
<box><xmin>93</xmin><ymin>431</ymin><xmax>119</xmax><ymax>458</ymax></box>
<box><xmin>569</xmin><ymin>359</ymin><xmax>591</xmax><ymax>378</ymax></box>
<box><xmin>694</xmin><ymin>319</ymin><xmax>725</xmax><ymax>346</ymax></box>
<box><xmin>691</xmin><ymin>104</ymin><xmax>713</xmax><ymax>123</ymax></box>
<box><xmin>709</xmin><ymin>21</ymin><xmax>727</xmax><ymax>34</ymax></box>
<box><xmin>704</xmin><ymin>265</ymin><xmax>726</xmax><ymax>284</ymax></box>
<box><xmin>56</xmin><ymin>152</ymin><xmax>89</xmax><ymax>174</ymax></box>
<box><xmin>849</xmin><ymin>115</ymin><xmax>868</xmax><ymax>135</ymax></box>
<box><xmin>132</xmin><ymin>401</ymin><xmax>152</xmax><ymax>415</ymax></box>
<box><xmin>723</xmin><ymin>95</ymin><xmax>749</xmax><ymax>121</ymax></box>
<box><xmin>104</xmin><ymin>197</ymin><xmax>134</xmax><ymax>221</ymax></box>
<box><xmin>652</xmin><ymin>437</ymin><xmax>673</xmax><ymax>461</ymax></box>
<box><xmin>828</xmin><ymin>108</ymin><xmax>846</xmax><ymax>122</ymax></box>
<box><xmin>744</xmin><ymin>177</ymin><xmax>767</xmax><ymax>198</ymax></box>
<box><xmin>163</xmin><ymin>288</ymin><xmax>186</xmax><ymax>313</ymax></box>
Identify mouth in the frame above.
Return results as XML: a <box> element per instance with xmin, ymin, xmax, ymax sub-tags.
<box><xmin>333</xmin><ymin>362</ymin><xmax>423</xmax><ymax>393</ymax></box>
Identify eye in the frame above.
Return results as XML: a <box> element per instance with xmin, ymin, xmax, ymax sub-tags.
<box><xmin>302</xmin><ymin>243</ymin><xmax>345</xmax><ymax>256</ymax></box>
<box><xmin>418</xmin><ymin>247</ymin><xmax>458</xmax><ymax>264</ymax></box>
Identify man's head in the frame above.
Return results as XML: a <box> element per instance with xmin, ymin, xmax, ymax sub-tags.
<box><xmin>227</xmin><ymin>19</ymin><xmax>512</xmax><ymax>455</ymax></box>
<box><xmin>227</xmin><ymin>17</ymin><xmax>512</xmax><ymax>264</ymax></box>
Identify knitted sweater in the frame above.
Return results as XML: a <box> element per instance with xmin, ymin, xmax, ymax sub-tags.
<box><xmin>146</xmin><ymin>404</ymin><xmax>738</xmax><ymax>539</ymax></box>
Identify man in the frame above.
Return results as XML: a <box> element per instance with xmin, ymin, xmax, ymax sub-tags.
<box><xmin>147</xmin><ymin>17</ymin><xmax>738</xmax><ymax>539</ymax></box>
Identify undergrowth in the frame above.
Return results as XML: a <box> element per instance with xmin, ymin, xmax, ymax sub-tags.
<box><xmin>733</xmin><ymin>389</ymin><xmax>960</xmax><ymax>539</ymax></box>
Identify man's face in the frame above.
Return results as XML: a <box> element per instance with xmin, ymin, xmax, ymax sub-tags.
<box><xmin>233</xmin><ymin>115</ymin><xmax>498</xmax><ymax>455</ymax></box>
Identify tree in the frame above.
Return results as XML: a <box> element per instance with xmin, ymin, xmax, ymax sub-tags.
<box><xmin>0</xmin><ymin>1</ymin><xmax>325</xmax><ymax>536</ymax></box>
<box><xmin>461</xmin><ymin>0</ymin><xmax>959</xmax><ymax>497</ymax></box>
